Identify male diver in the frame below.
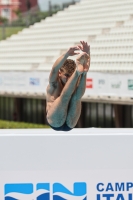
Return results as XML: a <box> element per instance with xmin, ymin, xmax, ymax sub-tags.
<box><xmin>46</xmin><ymin>41</ymin><xmax>90</xmax><ymax>131</ymax></box>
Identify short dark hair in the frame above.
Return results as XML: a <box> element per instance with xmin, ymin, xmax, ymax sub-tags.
<box><xmin>60</xmin><ymin>59</ymin><xmax>76</xmax><ymax>75</ymax></box>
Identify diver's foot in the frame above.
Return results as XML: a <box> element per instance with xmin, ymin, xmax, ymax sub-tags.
<box><xmin>76</xmin><ymin>53</ymin><xmax>85</xmax><ymax>74</ymax></box>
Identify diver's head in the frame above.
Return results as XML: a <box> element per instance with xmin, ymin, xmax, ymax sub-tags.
<box><xmin>59</xmin><ymin>59</ymin><xmax>76</xmax><ymax>84</ymax></box>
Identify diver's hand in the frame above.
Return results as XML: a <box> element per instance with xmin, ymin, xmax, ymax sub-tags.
<box><xmin>66</xmin><ymin>46</ymin><xmax>80</xmax><ymax>56</ymax></box>
<box><xmin>78</xmin><ymin>41</ymin><xmax>90</xmax><ymax>54</ymax></box>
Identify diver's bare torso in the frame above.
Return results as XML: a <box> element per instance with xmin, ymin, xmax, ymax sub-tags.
<box><xmin>46</xmin><ymin>78</ymin><xmax>64</xmax><ymax>113</ymax></box>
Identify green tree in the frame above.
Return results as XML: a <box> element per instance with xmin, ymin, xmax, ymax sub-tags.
<box><xmin>0</xmin><ymin>16</ymin><xmax>8</xmax><ymax>24</ymax></box>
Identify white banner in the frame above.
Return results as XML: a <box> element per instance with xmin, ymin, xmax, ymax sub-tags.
<box><xmin>0</xmin><ymin>71</ymin><xmax>133</xmax><ymax>97</ymax></box>
<box><xmin>0</xmin><ymin>129</ymin><xmax>133</xmax><ymax>199</ymax></box>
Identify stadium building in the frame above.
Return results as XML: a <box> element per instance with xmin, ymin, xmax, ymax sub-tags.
<box><xmin>0</xmin><ymin>0</ymin><xmax>38</xmax><ymax>21</ymax></box>
<box><xmin>0</xmin><ymin>0</ymin><xmax>133</xmax><ymax>128</ymax></box>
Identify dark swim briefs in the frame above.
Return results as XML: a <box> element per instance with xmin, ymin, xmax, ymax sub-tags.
<box><xmin>46</xmin><ymin>118</ymin><xmax>72</xmax><ymax>132</ymax></box>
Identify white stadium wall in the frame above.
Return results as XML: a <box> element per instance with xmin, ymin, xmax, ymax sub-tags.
<box><xmin>0</xmin><ymin>0</ymin><xmax>133</xmax><ymax>127</ymax></box>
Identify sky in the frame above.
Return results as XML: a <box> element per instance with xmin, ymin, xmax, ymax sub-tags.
<box><xmin>38</xmin><ymin>0</ymin><xmax>80</xmax><ymax>11</ymax></box>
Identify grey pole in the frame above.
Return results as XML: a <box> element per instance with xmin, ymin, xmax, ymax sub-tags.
<box><xmin>49</xmin><ymin>0</ymin><xmax>52</xmax><ymax>16</ymax></box>
<box><xmin>2</xmin><ymin>22</ymin><xmax>5</xmax><ymax>40</ymax></box>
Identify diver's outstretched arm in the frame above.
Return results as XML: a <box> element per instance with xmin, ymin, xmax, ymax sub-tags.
<box><xmin>49</xmin><ymin>46</ymin><xmax>80</xmax><ymax>84</ymax></box>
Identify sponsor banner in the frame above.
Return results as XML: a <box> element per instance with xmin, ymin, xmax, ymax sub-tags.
<box><xmin>0</xmin><ymin>71</ymin><xmax>133</xmax><ymax>97</ymax></box>
<box><xmin>0</xmin><ymin>72</ymin><xmax>49</xmax><ymax>93</ymax></box>
<box><xmin>0</xmin><ymin>170</ymin><xmax>133</xmax><ymax>199</ymax></box>
<box><xmin>85</xmin><ymin>72</ymin><xmax>133</xmax><ymax>97</ymax></box>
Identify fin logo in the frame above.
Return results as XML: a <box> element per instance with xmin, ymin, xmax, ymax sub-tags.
<box><xmin>4</xmin><ymin>183</ymin><xmax>50</xmax><ymax>200</ymax></box>
<box><xmin>4</xmin><ymin>182</ymin><xmax>86</xmax><ymax>200</ymax></box>
<box><xmin>53</xmin><ymin>182</ymin><xmax>87</xmax><ymax>200</ymax></box>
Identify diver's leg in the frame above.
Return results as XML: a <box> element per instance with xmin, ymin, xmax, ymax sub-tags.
<box><xmin>66</xmin><ymin>52</ymin><xmax>90</xmax><ymax>128</ymax></box>
<box><xmin>47</xmin><ymin>71</ymin><xmax>82</xmax><ymax>127</ymax></box>
<box><xmin>66</xmin><ymin>72</ymin><xmax>87</xmax><ymax>128</ymax></box>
